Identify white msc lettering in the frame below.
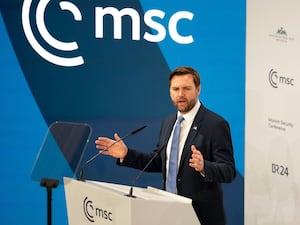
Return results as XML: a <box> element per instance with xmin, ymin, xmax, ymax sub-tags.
<box><xmin>95</xmin><ymin>7</ymin><xmax>194</xmax><ymax>44</ymax></box>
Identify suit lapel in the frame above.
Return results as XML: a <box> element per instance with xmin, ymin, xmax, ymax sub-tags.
<box><xmin>163</xmin><ymin>114</ymin><xmax>177</xmax><ymax>141</ymax></box>
<box><xmin>161</xmin><ymin>114</ymin><xmax>177</xmax><ymax>174</ymax></box>
<box><xmin>178</xmin><ymin>105</ymin><xmax>205</xmax><ymax>170</ymax></box>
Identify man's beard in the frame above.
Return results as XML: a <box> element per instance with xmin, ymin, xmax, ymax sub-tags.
<box><xmin>172</xmin><ymin>98</ymin><xmax>197</xmax><ymax>113</ymax></box>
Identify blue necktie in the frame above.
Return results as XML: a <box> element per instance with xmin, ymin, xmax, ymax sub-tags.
<box><xmin>166</xmin><ymin>115</ymin><xmax>184</xmax><ymax>194</ymax></box>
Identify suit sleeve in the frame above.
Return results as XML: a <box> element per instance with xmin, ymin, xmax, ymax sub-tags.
<box><xmin>202</xmin><ymin>119</ymin><xmax>236</xmax><ymax>183</ymax></box>
<box><xmin>117</xmin><ymin>148</ymin><xmax>163</xmax><ymax>173</ymax></box>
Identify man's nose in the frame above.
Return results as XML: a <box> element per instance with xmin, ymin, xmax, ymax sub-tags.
<box><xmin>178</xmin><ymin>89</ymin><xmax>185</xmax><ymax>96</ymax></box>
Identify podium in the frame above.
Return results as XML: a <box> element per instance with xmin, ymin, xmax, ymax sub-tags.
<box><xmin>64</xmin><ymin>177</ymin><xmax>200</xmax><ymax>225</ymax></box>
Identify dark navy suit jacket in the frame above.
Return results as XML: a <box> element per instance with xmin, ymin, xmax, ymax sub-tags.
<box><xmin>118</xmin><ymin>103</ymin><xmax>236</xmax><ymax>225</ymax></box>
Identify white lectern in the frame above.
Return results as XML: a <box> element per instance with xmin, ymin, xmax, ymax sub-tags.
<box><xmin>64</xmin><ymin>177</ymin><xmax>200</xmax><ymax>225</ymax></box>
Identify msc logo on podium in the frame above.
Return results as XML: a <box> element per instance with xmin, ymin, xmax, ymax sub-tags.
<box><xmin>83</xmin><ymin>197</ymin><xmax>113</xmax><ymax>223</ymax></box>
<box><xmin>21</xmin><ymin>0</ymin><xmax>194</xmax><ymax>67</ymax></box>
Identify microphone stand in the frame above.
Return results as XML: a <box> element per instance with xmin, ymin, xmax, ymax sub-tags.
<box><xmin>126</xmin><ymin>144</ymin><xmax>166</xmax><ymax>198</ymax></box>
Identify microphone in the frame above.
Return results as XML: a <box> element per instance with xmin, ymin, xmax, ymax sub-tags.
<box><xmin>126</xmin><ymin>143</ymin><xmax>167</xmax><ymax>198</ymax></box>
<box><xmin>77</xmin><ymin>125</ymin><xmax>147</xmax><ymax>181</ymax></box>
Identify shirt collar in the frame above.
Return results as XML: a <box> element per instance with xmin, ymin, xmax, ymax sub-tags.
<box><xmin>177</xmin><ymin>100</ymin><xmax>201</xmax><ymax>124</ymax></box>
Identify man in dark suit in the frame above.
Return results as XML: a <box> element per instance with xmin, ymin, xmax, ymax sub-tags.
<box><xmin>95</xmin><ymin>66</ymin><xmax>236</xmax><ymax>225</ymax></box>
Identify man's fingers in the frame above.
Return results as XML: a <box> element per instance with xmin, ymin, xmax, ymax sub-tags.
<box><xmin>114</xmin><ymin>133</ymin><xmax>121</xmax><ymax>141</ymax></box>
<box><xmin>95</xmin><ymin>137</ymin><xmax>115</xmax><ymax>150</ymax></box>
<box><xmin>191</xmin><ymin>145</ymin><xmax>197</xmax><ymax>152</ymax></box>
<box><xmin>189</xmin><ymin>145</ymin><xmax>204</xmax><ymax>172</ymax></box>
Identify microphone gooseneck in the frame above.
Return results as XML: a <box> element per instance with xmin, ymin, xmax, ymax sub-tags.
<box><xmin>77</xmin><ymin>125</ymin><xmax>147</xmax><ymax>181</ymax></box>
<box><xmin>126</xmin><ymin>143</ymin><xmax>166</xmax><ymax>198</ymax></box>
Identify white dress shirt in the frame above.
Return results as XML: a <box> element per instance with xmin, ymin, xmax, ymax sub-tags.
<box><xmin>166</xmin><ymin>100</ymin><xmax>201</xmax><ymax>175</ymax></box>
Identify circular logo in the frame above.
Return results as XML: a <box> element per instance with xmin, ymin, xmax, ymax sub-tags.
<box><xmin>269</xmin><ymin>69</ymin><xmax>278</xmax><ymax>88</ymax></box>
<box><xmin>22</xmin><ymin>0</ymin><xmax>84</xmax><ymax>67</ymax></box>
<box><xmin>83</xmin><ymin>197</ymin><xmax>95</xmax><ymax>223</ymax></box>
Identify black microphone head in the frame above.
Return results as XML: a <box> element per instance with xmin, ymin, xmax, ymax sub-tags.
<box><xmin>130</xmin><ymin>125</ymin><xmax>147</xmax><ymax>135</ymax></box>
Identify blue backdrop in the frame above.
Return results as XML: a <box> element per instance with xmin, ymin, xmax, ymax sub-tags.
<box><xmin>0</xmin><ymin>0</ymin><xmax>245</xmax><ymax>224</ymax></box>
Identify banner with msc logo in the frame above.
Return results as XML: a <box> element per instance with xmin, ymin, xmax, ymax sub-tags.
<box><xmin>245</xmin><ymin>0</ymin><xmax>300</xmax><ymax>224</ymax></box>
<box><xmin>21</xmin><ymin>0</ymin><xmax>194</xmax><ymax>67</ymax></box>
